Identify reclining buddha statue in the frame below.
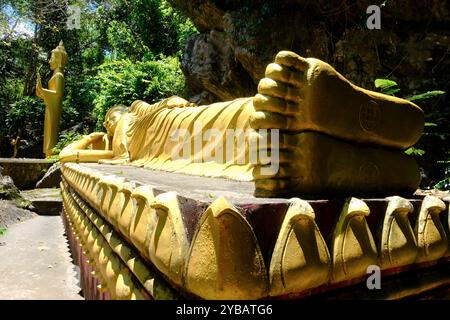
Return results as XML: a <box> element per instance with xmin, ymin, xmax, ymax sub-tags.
<box><xmin>60</xmin><ymin>51</ymin><xmax>424</xmax><ymax>197</ymax></box>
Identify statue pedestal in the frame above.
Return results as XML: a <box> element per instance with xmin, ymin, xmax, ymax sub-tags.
<box><xmin>61</xmin><ymin>163</ymin><xmax>450</xmax><ymax>299</ymax></box>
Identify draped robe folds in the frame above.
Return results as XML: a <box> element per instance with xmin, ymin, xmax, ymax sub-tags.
<box><xmin>43</xmin><ymin>72</ymin><xmax>64</xmax><ymax>155</ymax></box>
<box><xmin>108</xmin><ymin>97</ymin><xmax>258</xmax><ymax>181</ymax></box>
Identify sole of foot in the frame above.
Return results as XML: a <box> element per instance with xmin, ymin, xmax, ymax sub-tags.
<box><xmin>251</xmin><ymin>51</ymin><xmax>424</xmax><ymax>150</ymax></box>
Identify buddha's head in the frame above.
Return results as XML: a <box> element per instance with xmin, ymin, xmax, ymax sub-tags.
<box><xmin>103</xmin><ymin>105</ymin><xmax>128</xmax><ymax>136</ymax></box>
<box><xmin>49</xmin><ymin>41</ymin><xmax>68</xmax><ymax>71</ymax></box>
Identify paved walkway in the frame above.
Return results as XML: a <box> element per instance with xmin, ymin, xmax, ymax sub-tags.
<box><xmin>0</xmin><ymin>215</ymin><xmax>82</xmax><ymax>299</ymax></box>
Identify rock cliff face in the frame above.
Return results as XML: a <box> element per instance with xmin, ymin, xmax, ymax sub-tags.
<box><xmin>169</xmin><ymin>0</ymin><xmax>450</xmax><ymax>185</ymax></box>
<box><xmin>170</xmin><ymin>0</ymin><xmax>449</xmax><ymax>102</ymax></box>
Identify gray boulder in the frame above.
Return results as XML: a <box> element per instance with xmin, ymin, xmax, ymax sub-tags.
<box><xmin>0</xmin><ymin>167</ymin><xmax>22</xmax><ymax>201</ymax></box>
<box><xmin>36</xmin><ymin>162</ymin><xmax>62</xmax><ymax>189</ymax></box>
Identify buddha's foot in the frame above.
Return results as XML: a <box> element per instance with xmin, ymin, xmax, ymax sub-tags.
<box><xmin>252</xmin><ymin>131</ymin><xmax>420</xmax><ymax>198</ymax></box>
<box><xmin>251</xmin><ymin>51</ymin><xmax>424</xmax><ymax>149</ymax></box>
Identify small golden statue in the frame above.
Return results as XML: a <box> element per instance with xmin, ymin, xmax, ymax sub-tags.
<box><xmin>60</xmin><ymin>51</ymin><xmax>424</xmax><ymax>197</ymax></box>
<box><xmin>36</xmin><ymin>40</ymin><xmax>68</xmax><ymax>157</ymax></box>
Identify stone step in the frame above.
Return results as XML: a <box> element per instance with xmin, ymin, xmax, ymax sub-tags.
<box><xmin>21</xmin><ymin>188</ymin><xmax>62</xmax><ymax>216</ymax></box>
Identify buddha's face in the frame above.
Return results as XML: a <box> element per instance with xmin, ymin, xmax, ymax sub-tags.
<box><xmin>49</xmin><ymin>52</ymin><xmax>59</xmax><ymax>70</ymax></box>
<box><xmin>103</xmin><ymin>111</ymin><xmax>124</xmax><ymax>136</ymax></box>
<box><xmin>49</xmin><ymin>50</ymin><xmax>68</xmax><ymax>70</ymax></box>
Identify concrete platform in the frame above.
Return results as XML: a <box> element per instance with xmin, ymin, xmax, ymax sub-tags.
<box><xmin>60</xmin><ymin>163</ymin><xmax>450</xmax><ymax>299</ymax></box>
<box><xmin>79</xmin><ymin>163</ymin><xmax>440</xmax><ymax>251</ymax></box>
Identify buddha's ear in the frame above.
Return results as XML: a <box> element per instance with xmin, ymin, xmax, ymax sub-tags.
<box><xmin>104</xmin><ymin>113</ymin><xmax>121</xmax><ymax>136</ymax></box>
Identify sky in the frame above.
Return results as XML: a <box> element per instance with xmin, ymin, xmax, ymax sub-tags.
<box><xmin>1</xmin><ymin>4</ymin><xmax>35</xmax><ymax>39</ymax></box>
<box><xmin>0</xmin><ymin>1</ymin><xmax>100</xmax><ymax>39</ymax></box>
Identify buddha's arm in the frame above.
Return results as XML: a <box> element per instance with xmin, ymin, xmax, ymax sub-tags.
<box><xmin>36</xmin><ymin>73</ymin><xmax>64</xmax><ymax>105</ymax></box>
<box><xmin>59</xmin><ymin>132</ymin><xmax>113</xmax><ymax>163</ymax></box>
<box><xmin>130</xmin><ymin>96</ymin><xmax>194</xmax><ymax>117</ymax></box>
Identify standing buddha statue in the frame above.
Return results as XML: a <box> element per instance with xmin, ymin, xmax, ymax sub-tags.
<box><xmin>36</xmin><ymin>40</ymin><xmax>68</xmax><ymax>157</ymax></box>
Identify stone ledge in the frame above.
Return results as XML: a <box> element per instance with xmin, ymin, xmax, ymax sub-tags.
<box><xmin>0</xmin><ymin>158</ymin><xmax>57</xmax><ymax>190</ymax></box>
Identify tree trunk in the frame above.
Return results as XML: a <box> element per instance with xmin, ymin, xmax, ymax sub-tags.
<box><xmin>22</xmin><ymin>24</ymin><xmax>39</xmax><ymax>97</ymax></box>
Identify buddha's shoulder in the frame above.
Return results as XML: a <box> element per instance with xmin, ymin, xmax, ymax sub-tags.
<box><xmin>50</xmin><ymin>72</ymin><xmax>65</xmax><ymax>81</ymax></box>
<box><xmin>164</xmin><ymin>96</ymin><xmax>195</xmax><ymax>108</ymax></box>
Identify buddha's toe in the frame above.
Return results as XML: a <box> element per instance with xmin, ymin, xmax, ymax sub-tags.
<box><xmin>257</xmin><ymin>77</ymin><xmax>303</xmax><ymax>102</ymax></box>
<box><xmin>253</xmin><ymin>94</ymin><xmax>300</xmax><ymax>116</ymax></box>
<box><xmin>252</xmin><ymin>77</ymin><xmax>303</xmax><ymax>131</ymax></box>
<box><xmin>249</xmin><ymin>110</ymin><xmax>299</xmax><ymax>131</ymax></box>
<box><xmin>274</xmin><ymin>51</ymin><xmax>309</xmax><ymax>72</ymax></box>
<box><xmin>264</xmin><ymin>63</ymin><xmax>305</xmax><ymax>88</ymax></box>
<box><xmin>252</xmin><ymin>51</ymin><xmax>309</xmax><ymax>131</ymax></box>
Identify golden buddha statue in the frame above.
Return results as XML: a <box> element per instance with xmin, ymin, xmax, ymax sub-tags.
<box><xmin>36</xmin><ymin>41</ymin><xmax>68</xmax><ymax>157</ymax></box>
<box><xmin>60</xmin><ymin>51</ymin><xmax>424</xmax><ymax>197</ymax></box>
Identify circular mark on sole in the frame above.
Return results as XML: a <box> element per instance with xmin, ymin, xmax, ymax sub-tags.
<box><xmin>359</xmin><ymin>100</ymin><xmax>380</xmax><ymax>132</ymax></box>
<box><xmin>359</xmin><ymin>161</ymin><xmax>380</xmax><ymax>182</ymax></box>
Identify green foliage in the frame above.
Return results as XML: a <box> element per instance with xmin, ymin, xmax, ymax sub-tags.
<box><xmin>0</xmin><ymin>227</ymin><xmax>6</xmax><ymax>236</ymax></box>
<box><xmin>0</xmin><ymin>0</ymin><xmax>196</xmax><ymax>157</ymax></box>
<box><xmin>94</xmin><ymin>0</ymin><xmax>197</xmax><ymax>60</ymax></box>
<box><xmin>88</xmin><ymin>55</ymin><xmax>185</xmax><ymax>129</ymax></box>
<box><xmin>405</xmin><ymin>147</ymin><xmax>425</xmax><ymax>156</ymax></box>
<box><xmin>434</xmin><ymin>178</ymin><xmax>450</xmax><ymax>190</ymax></box>
<box><xmin>2</xmin><ymin>96</ymin><xmax>45</xmax><ymax>157</ymax></box>
<box><xmin>375</xmin><ymin>79</ymin><xmax>448</xmax><ymax>189</ymax></box>
<box><xmin>433</xmin><ymin>157</ymin><xmax>450</xmax><ymax>190</ymax></box>
<box><xmin>375</xmin><ymin>79</ymin><xmax>445</xmax><ymax>102</ymax></box>
<box><xmin>374</xmin><ymin>79</ymin><xmax>400</xmax><ymax>95</ymax></box>
<box><xmin>406</xmin><ymin>91</ymin><xmax>446</xmax><ymax>102</ymax></box>
<box><xmin>6</xmin><ymin>96</ymin><xmax>44</xmax><ymax>130</ymax></box>
<box><xmin>106</xmin><ymin>20</ymin><xmax>149</xmax><ymax>60</ymax></box>
<box><xmin>434</xmin><ymin>160</ymin><xmax>450</xmax><ymax>189</ymax></box>
<box><xmin>0</xmin><ymin>37</ymin><xmax>35</xmax><ymax>155</ymax></box>
<box><xmin>51</xmin><ymin>131</ymin><xmax>83</xmax><ymax>156</ymax></box>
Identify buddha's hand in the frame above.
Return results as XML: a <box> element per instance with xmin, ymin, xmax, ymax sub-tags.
<box><xmin>250</xmin><ymin>51</ymin><xmax>309</xmax><ymax>132</ymax></box>
<box><xmin>88</xmin><ymin>132</ymin><xmax>105</xmax><ymax>138</ymax></box>
<box><xmin>87</xmin><ymin>132</ymin><xmax>106</xmax><ymax>142</ymax></box>
<box><xmin>36</xmin><ymin>72</ymin><xmax>44</xmax><ymax>99</ymax></box>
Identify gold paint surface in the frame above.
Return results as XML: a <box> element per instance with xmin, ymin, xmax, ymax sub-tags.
<box><xmin>185</xmin><ymin>197</ymin><xmax>267</xmax><ymax>299</ymax></box>
<box><xmin>331</xmin><ymin>198</ymin><xmax>377</xmax><ymax>283</ymax></box>
<box><xmin>269</xmin><ymin>198</ymin><xmax>330</xmax><ymax>296</ymax></box>
<box><xmin>61</xmin><ymin>165</ymin><xmax>450</xmax><ymax>299</ymax></box>
<box><xmin>36</xmin><ymin>41</ymin><xmax>67</xmax><ymax>156</ymax></box>
<box><xmin>415</xmin><ymin>196</ymin><xmax>448</xmax><ymax>263</ymax></box>
<box><xmin>379</xmin><ymin>196</ymin><xmax>417</xmax><ymax>270</ymax></box>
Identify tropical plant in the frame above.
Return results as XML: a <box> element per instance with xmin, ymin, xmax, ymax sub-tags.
<box><xmin>51</xmin><ymin>131</ymin><xmax>83</xmax><ymax>156</ymax></box>
<box><xmin>2</xmin><ymin>96</ymin><xmax>45</xmax><ymax>157</ymax></box>
<box><xmin>375</xmin><ymin>78</ymin><xmax>448</xmax><ymax>189</ymax></box>
<box><xmin>88</xmin><ymin>55</ymin><xmax>185</xmax><ymax>129</ymax></box>
<box><xmin>0</xmin><ymin>0</ymin><xmax>197</xmax><ymax>158</ymax></box>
